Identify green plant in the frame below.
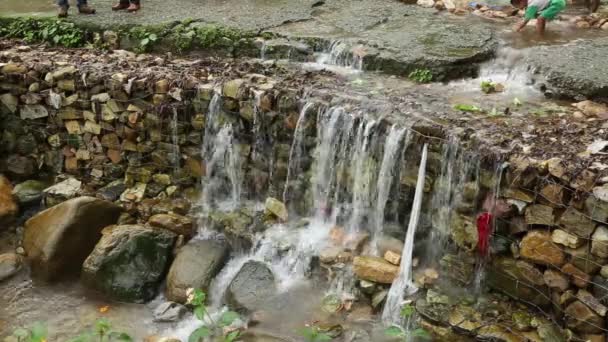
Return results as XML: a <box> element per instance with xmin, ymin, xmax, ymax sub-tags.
<box><xmin>383</xmin><ymin>303</ymin><xmax>431</xmax><ymax>341</ymax></box>
<box><xmin>68</xmin><ymin>318</ymin><xmax>133</xmax><ymax>342</ymax></box>
<box><xmin>187</xmin><ymin>289</ymin><xmax>242</xmax><ymax>342</ymax></box>
<box><xmin>453</xmin><ymin>104</ymin><xmax>482</xmax><ymax>113</ymax></box>
<box><xmin>0</xmin><ymin>18</ymin><xmax>85</xmax><ymax>47</ymax></box>
<box><xmin>11</xmin><ymin>322</ymin><xmax>48</xmax><ymax>342</ymax></box>
<box><xmin>408</xmin><ymin>69</ymin><xmax>433</xmax><ymax>83</ymax></box>
<box><xmin>128</xmin><ymin>27</ymin><xmax>159</xmax><ymax>52</ymax></box>
<box><xmin>480</xmin><ymin>80</ymin><xmax>495</xmax><ymax>94</ymax></box>
<box><xmin>298</xmin><ymin>326</ymin><xmax>332</xmax><ymax>342</ymax></box>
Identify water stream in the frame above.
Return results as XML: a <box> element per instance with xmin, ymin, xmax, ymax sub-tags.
<box><xmin>382</xmin><ymin>144</ymin><xmax>428</xmax><ymax>325</ymax></box>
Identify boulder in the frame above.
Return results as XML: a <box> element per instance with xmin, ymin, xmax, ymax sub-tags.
<box><xmin>225</xmin><ymin>260</ymin><xmax>276</xmax><ymax>313</ymax></box>
<box><xmin>165</xmin><ymin>240</ymin><xmax>230</xmax><ymax>303</ymax></box>
<box><xmin>264</xmin><ymin>197</ymin><xmax>288</xmax><ymax>221</ymax></box>
<box><xmin>82</xmin><ymin>225</ymin><xmax>176</xmax><ymax>303</ymax></box>
<box><xmin>486</xmin><ymin>257</ymin><xmax>550</xmax><ymax>307</ymax></box>
<box><xmin>23</xmin><ymin>196</ymin><xmax>122</xmax><ymax>280</ymax></box>
<box><xmin>353</xmin><ymin>256</ymin><xmax>399</xmax><ymax>284</ymax></box>
<box><xmin>153</xmin><ymin>301</ymin><xmax>188</xmax><ymax>322</ymax></box>
<box><xmin>148</xmin><ymin>213</ymin><xmax>195</xmax><ymax>237</ymax></box>
<box><xmin>12</xmin><ymin>180</ymin><xmax>49</xmax><ymax>206</ymax></box>
<box><xmin>561</xmin><ymin>263</ymin><xmax>591</xmax><ymax>288</ymax></box>
<box><xmin>591</xmin><ymin>226</ymin><xmax>608</xmax><ymax>258</ymax></box>
<box><xmin>565</xmin><ymin>300</ymin><xmax>604</xmax><ymax>334</ymax></box>
<box><xmin>559</xmin><ymin>207</ymin><xmax>596</xmax><ymax>238</ymax></box>
<box><xmin>551</xmin><ymin>229</ymin><xmax>583</xmax><ymax>249</ymax></box>
<box><xmin>525</xmin><ymin>205</ymin><xmax>555</xmax><ymax>226</ymax></box>
<box><xmin>42</xmin><ymin>178</ymin><xmax>82</xmax><ymax>207</ymax></box>
<box><xmin>520</xmin><ymin>230</ymin><xmax>565</xmax><ymax>266</ymax></box>
<box><xmin>0</xmin><ymin>253</ymin><xmax>23</xmax><ymax>281</ymax></box>
<box><xmin>0</xmin><ymin>175</ymin><xmax>18</xmax><ymax>227</ymax></box>
<box><xmin>544</xmin><ymin>269</ymin><xmax>569</xmax><ymax>292</ymax></box>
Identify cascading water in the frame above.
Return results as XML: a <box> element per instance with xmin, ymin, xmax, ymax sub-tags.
<box><xmin>382</xmin><ymin>143</ymin><xmax>428</xmax><ymax>325</ymax></box>
<box><xmin>372</xmin><ymin>125</ymin><xmax>409</xmax><ymax>254</ymax></box>
<box><xmin>282</xmin><ymin>102</ymin><xmax>315</xmax><ymax>204</ymax></box>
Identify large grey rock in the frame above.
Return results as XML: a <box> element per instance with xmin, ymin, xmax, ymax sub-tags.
<box><xmin>225</xmin><ymin>260</ymin><xmax>276</xmax><ymax>313</ymax></box>
<box><xmin>23</xmin><ymin>196</ymin><xmax>122</xmax><ymax>280</ymax></box>
<box><xmin>82</xmin><ymin>225</ymin><xmax>176</xmax><ymax>303</ymax></box>
<box><xmin>526</xmin><ymin>37</ymin><xmax>608</xmax><ymax>101</ymax></box>
<box><xmin>165</xmin><ymin>240</ymin><xmax>230</xmax><ymax>303</ymax></box>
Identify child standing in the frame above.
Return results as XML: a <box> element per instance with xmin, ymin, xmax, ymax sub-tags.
<box><xmin>511</xmin><ymin>0</ymin><xmax>566</xmax><ymax>35</ymax></box>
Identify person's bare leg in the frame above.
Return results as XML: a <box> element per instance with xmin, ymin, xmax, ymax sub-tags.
<box><xmin>536</xmin><ymin>17</ymin><xmax>546</xmax><ymax>36</ymax></box>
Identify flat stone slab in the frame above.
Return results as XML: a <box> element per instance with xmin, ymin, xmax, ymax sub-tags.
<box><xmin>526</xmin><ymin>37</ymin><xmax>608</xmax><ymax>101</ymax></box>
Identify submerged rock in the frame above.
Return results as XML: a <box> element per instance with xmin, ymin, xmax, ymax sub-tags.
<box><xmin>23</xmin><ymin>196</ymin><xmax>122</xmax><ymax>280</ymax></box>
<box><xmin>153</xmin><ymin>301</ymin><xmax>188</xmax><ymax>322</ymax></box>
<box><xmin>165</xmin><ymin>240</ymin><xmax>230</xmax><ymax>303</ymax></box>
<box><xmin>82</xmin><ymin>225</ymin><xmax>176</xmax><ymax>303</ymax></box>
<box><xmin>225</xmin><ymin>260</ymin><xmax>276</xmax><ymax>313</ymax></box>
<box><xmin>353</xmin><ymin>256</ymin><xmax>399</xmax><ymax>284</ymax></box>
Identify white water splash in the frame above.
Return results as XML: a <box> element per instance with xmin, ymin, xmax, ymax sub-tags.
<box><xmin>382</xmin><ymin>144</ymin><xmax>428</xmax><ymax>325</ymax></box>
<box><xmin>283</xmin><ymin>102</ymin><xmax>315</xmax><ymax>203</ymax></box>
<box><xmin>372</xmin><ymin>125</ymin><xmax>409</xmax><ymax>254</ymax></box>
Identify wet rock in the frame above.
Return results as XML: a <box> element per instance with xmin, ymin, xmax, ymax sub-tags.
<box><xmin>376</xmin><ymin>235</ymin><xmax>404</xmax><ymax>256</ymax></box>
<box><xmin>148</xmin><ymin>213</ymin><xmax>194</xmax><ymax>237</ymax></box>
<box><xmin>353</xmin><ymin>256</ymin><xmax>399</xmax><ymax>284</ymax></box>
<box><xmin>43</xmin><ymin>178</ymin><xmax>82</xmax><ymax>207</ymax></box>
<box><xmin>591</xmin><ymin>226</ymin><xmax>608</xmax><ymax>258</ymax></box>
<box><xmin>165</xmin><ymin>240</ymin><xmax>229</xmax><ymax>303</ymax></box>
<box><xmin>0</xmin><ymin>253</ymin><xmax>23</xmax><ymax>281</ymax></box>
<box><xmin>225</xmin><ymin>260</ymin><xmax>276</xmax><ymax>313</ymax></box>
<box><xmin>559</xmin><ymin>207</ymin><xmax>596</xmax><ymax>238</ymax></box>
<box><xmin>592</xmin><ymin>275</ymin><xmax>608</xmax><ymax>305</ymax></box>
<box><xmin>0</xmin><ymin>175</ymin><xmax>18</xmax><ymax>227</ymax></box>
<box><xmin>551</xmin><ymin>229</ymin><xmax>583</xmax><ymax>249</ymax></box>
<box><xmin>12</xmin><ymin>180</ymin><xmax>48</xmax><ymax>206</ymax></box>
<box><xmin>544</xmin><ymin>269</ymin><xmax>569</xmax><ymax>292</ymax></box>
<box><xmin>319</xmin><ymin>246</ymin><xmax>352</xmax><ymax>264</ymax></box>
<box><xmin>153</xmin><ymin>301</ymin><xmax>188</xmax><ymax>322</ymax></box>
<box><xmin>264</xmin><ymin>197</ymin><xmax>288</xmax><ymax>222</ymax></box>
<box><xmin>208</xmin><ymin>209</ymin><xmax>256</xmax><ymax>247</ymax></box>
<box><xmin>520</xmin><ymin>230</ymin><xmax>565</xmax><ymax>266</ymax></box>
<box><xmin>448</xmin><ymin>305</ymin><xmax>482</xmax><ymax>332</ymax></box>
<box><xmin>565</xmin><ymin>300</ymin><xmax>604</xmax><ymax>334</ymax></box>
<box><xmin>97</xmin><ymin>180</ymin><xmax>126</xmax><ymax>202</ymax></box>
<box><xmin>561</xmin><ymin>263</ymin><xmax>591</xmax><ymax>288</ymax></box>
<box><xmin>384</xmin><ymin>250</ymin><xmax>401</xmax><ymax>265</ymax></box>
<box><xmin>82</xmin><ymin>225</ymin><xmax>176</xmax><ymax>303</ymax></box>
<box><xmin>23</xmin><ymin>196</ymin><xmax>122</xmax><ymax>280</ymax></box>
<box><xmin>222</xmin><ymin>79</ymin><xmax>246</xmax><ymax>100</ymax></box>
<box><xmin>450</xmin><ymin>214</ymin><xmax>477</xmax><ymax>251</ymax></box>
<box><xmin>371</xmin><ymin>289</ymin><xmax>388</xmax><ymax>308</ymax></box>
<box><xmin>576</xmin><ymin>289</ymin><xmax>607</xmax><ymax>316</ymax></box>
<box><xmin>486</xmin><ymin>257</ymin><xmax>550</xmax><ymax>306</ymax></box>
<box><xmin>440</xmin><ymin>253</ymin><xmax>474</xmax><ymax>284</ymax></box>
<box><xmin>525</xmin><ymin>205</ymin><xmax>555</xmax><ymax>226</ymax></box>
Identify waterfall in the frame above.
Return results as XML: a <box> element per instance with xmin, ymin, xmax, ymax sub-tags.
<box><xmin>382</xmin><ymin>143</ymin><xmax>428</xmax><ymax>325</ymax></box>
<box><xmin>348</xmin><ymin>119</ymin><xmax>378</xmax><ymax>233</ymax></box>
<box><xmin>283</xmin><ymin>102</ymin><xmax>315</xmax><ymax>203</ymax></box>
<box><xmin>372</xmin><ymin>125</ymin><xmax>409</xmax><ymax>254</ymax></box>
<box><xmin>316</xmin><ymin>40</ymin><xmax>363</xmax><ymax>71</ymax></box>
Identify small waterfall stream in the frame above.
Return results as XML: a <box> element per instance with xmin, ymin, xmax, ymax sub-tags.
<box><xmin>283</xmin><ymin>102</ymin><xmax>315</xmax><ymax>203</ymax></box>
<box><xmin>382</xmin><ymin>143</ymin><xmax>428</xmax><ymax>325</ymax></box>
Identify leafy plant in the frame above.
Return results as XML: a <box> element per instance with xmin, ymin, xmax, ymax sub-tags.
<box><xmin>128</xmin><ymin>27</ymin><xmax>159</xmax><ymax>52</ymax></box>
<box><xmin>408</xmin><ymin>69</ymin><xmax>433</xmax><ymax>83</ymax></box>
<box><xmin>11</xmin><ymin>322</ymin><xmax>48</xmax><ymax>342</ymax></box>
<box><xmin>298</xmin><ymin>326</ymin><xmax>332</xmax><ymax>342</ymax></box>
<box><xmin>68</xmin><ymin>318</ymin><xmax>133</xmax><ymax>342</ymax></box>
<box><xmin>187</xmin><ymin>289</ymin><xmax>242</xmax><ymax>342</ymax></box>
<box><xmin>384</xmin><ymin>303</ymin><xmax>431</xmax><ymax>341</ymax></box>
<box><xmin>0</xmin><ymin>18</ymin><xmax>85</xmax><ymax>47</ymax></box>
<box><xmin>453</xmin><ymin>104</ymin><xmax>482</xmax><ymax>113</ymax></box>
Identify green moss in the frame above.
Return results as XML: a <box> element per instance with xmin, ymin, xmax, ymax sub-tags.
<box><xmin>0</xmin><ymin>17</ymin><xmax>86</xmax><ymax>47</ymax></box>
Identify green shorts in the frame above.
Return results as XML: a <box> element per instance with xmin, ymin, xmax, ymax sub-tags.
<box><xmin>539</xmin><ymin>0</ymin><xmax>565</xmax><ymax>20</ymax></box>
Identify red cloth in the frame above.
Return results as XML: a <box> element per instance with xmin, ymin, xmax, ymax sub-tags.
<box><xmin>476</xmin><ymin>212</ymin><xmax>493</xmax><ymax>257</ymax></box>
